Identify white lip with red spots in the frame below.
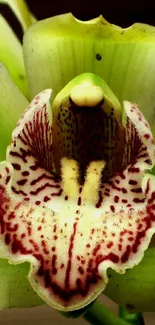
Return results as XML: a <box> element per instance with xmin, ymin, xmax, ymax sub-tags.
<box><xmin>0</xmin><ymin>89</ymin><xmax>155</xmax><ymax>311</ymax></box>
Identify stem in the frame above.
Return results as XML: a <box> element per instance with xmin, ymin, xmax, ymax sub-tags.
<box><xmin>119</xmin><ymin>307</ymin><xmax>145</xmax><ymax>325</ymax></box>
<box><xmin>83</xmin><ymin>300</ymin><xmax>131</xmax><ymax>325</ymax></box>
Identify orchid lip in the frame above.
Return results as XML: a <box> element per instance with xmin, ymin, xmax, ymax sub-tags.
<box><xmin>0</xmin><ymin>74</ymin><xmax>155</xmax><ymax>311</ymax></box>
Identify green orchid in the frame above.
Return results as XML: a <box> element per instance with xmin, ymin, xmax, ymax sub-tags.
<box><xmin>0</xmin><ymin>0</ymin><xmax>36</xmax><ymax>97</ymax></box>
<box><xmin>1</xmin><ymin>0</ymin><xmax>155</xmax><ymax>322</ymax></box>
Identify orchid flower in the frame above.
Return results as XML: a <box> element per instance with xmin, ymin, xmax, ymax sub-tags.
<box><xmin>1</xmin><ymin>0</ymin><xmax>155</xmax><ymax>317</ymax></box>
<box><xmin>1</xmin><ymin>71</ymin><xmax>155</xmax><ymax>311</ymax></box>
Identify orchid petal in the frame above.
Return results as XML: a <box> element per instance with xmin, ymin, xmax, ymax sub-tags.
<box><xmin>0</xmin><ymin>0</ymin><xmax>36</xmax><ymax>31</ymax></box>
<box><xmin>6</xmin><ymin>89</ymin><xmax>61</xmax><ymax>202</ymax></box>
<box><xmin>0</xmin><ymin>87</ymin><xmax>155</xmax><ymax>311</ymax></box>
<box><xmin>23</xmin><ymin>13</ymin><xmax>155</xmax><ymax>135</ymax></box>
<box><xmin>0</xmin><ymin>15</ymin><xmax>29</xmax><ymax>97</ymax></box>
<box><xmin>105</xmin><ymin>247</ymin><xmax>155</xmax><ymax>312</ymax></box>
<box><xmin>0</xmin><ymin>63</ymin><xmax>29</xmax><ymax>160</ymax></box>
<box><xmin>0</xmin><ymin>260</ymin><xmax>43</xmax><ymax>308</ymax></box>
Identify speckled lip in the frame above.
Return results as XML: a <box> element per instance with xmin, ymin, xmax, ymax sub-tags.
<box><xmin>0</xmin><ymin>86</ymin><xmax>155</xmax><ymax>311</ymax></box>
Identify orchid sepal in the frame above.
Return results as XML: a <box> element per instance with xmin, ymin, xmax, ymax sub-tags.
<box><xmin>105</xmin><ymin>247</ymin><xmax>155</xmax><ymax>312</ymax></box>
<box><xmin>0</xmin><ymin>0</ymin><xmax>36</xmax><ymax>97</ymax></box>
<box><xmin>0</xmin><ymin>0</ymin><xmax>36</xmax><ymax>31</ymax></box>
<box><xmin>0</xmin><ymin>15</ymin><xmax>29</xmax><ymax>98</ymax></box>
<box><xmin>23</xmin><ymin>13</ymin><xmax>155</xmax><ymax>136</ymax></box>
<box><xmin>0</xmin><ymin>259</ymin><xmax>43</xmax><ymax>308</ymax></box>
<box><xmin>0</xmin><ymin>63</ymin><xmax>29</xmax><ymax>161</ymax></box>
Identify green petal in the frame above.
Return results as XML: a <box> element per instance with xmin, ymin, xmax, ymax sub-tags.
<box><xmin>0</xmin><ymin>259</ymin><xmax>43</xmax><ymax>308</ymax></box>
<box><xmin>23</xmin><ymin>13</ymin><xmax>155</xmax><ymax>135</ymax></box>
<box><xmin>105</xmin><ymin>247</ymin><xmax>155</xmax><ymax>312</ymax></box>
<box><xmin>0</xmin><ymin>0</ymin><xmax>36</xmax><ymax>31</ymax></box>
<box><xmin>0</xmin><ymin>15</ymin><xmax>29</xmax><ymax>97</ymax></box>
<box><xmin>0</xmin><ymin>63</ymin><xmax>29</xmax><ymax>160</ymax></box>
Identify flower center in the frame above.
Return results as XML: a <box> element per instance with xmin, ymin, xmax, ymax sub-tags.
<box><xmin>52</xmin><ymin>73</ymin><xmax>124</xmax><ymax>198</ymax></box>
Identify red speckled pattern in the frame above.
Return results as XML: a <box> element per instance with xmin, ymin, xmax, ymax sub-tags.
<box><xmin>0</xmin><ymin>92</ymin><xmax>155</xmax><ymax>311</ymax></box>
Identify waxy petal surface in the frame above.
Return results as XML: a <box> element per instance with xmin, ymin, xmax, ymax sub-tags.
<box><xmin>0</xmin><ymin>91</ymin><xmax>155</xmax><ymax>311</ymax></box>
<box><xmin>0</xmin><ymin>64</ymin><xmax>29</xmax><ymax>160</ymax></box>
<box><xmin>0</xmin><ymin>15</ymin><xmax>29</xmax><ymax>97</ymax></box>
<box><xmin>0</xmin><ymin>0</ymin><xmax>36</xmax><ymax>31</ymax></box>
<box><xmin>23</xmin><ymin>13</ymin><xmax>155</xmax><ymax>138</ymax></box>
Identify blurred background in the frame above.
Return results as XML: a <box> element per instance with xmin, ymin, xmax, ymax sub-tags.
<box><xmin>25</xmin><ymin>0</ymin><xmax>155</xmax><ymax>27</ymax></box>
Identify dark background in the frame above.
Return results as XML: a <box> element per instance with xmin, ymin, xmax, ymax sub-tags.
<box><xmin>1</xmin><ymin>0</ymin><xmax>155</xmax><ymax>41</ymax></box>
<box><xmin>26</xmin><ymin>0</ymin><xmax>155</xmax><ymax>27</ymax></box>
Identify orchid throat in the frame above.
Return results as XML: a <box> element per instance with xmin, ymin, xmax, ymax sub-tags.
<box><xmin>52</xmin><ymin>73</ymin><xmax>124</xmax><ymax>203</ymax></box>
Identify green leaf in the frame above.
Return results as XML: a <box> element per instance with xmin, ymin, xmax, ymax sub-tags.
<box><xmin>0</xmin><ymin>63</ymin><xmax>29</xmax><ymax>160</ymax></box>
<box><xmin>0</xmin><ymin>14</ymin><xmax>29</xmax><ymax>97</ymax></box>
<box><xmin>0</xmin><ymin>0</ymin><xmax>36</xmax><ymax>31</ymax></box>
<box><xmin>104</xmin><ymin>247</ymin><xmax>155</xmax><ymax>312</ymax></box>
<box><xmin>0</xmin><ymin>259</ymin><xmax>43</xmax><ymax>308</ymax></box>
<box><xmin>23</xmin><ymin>13</ymin><xmax>155</xmax><ymax>135</ymax></box>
